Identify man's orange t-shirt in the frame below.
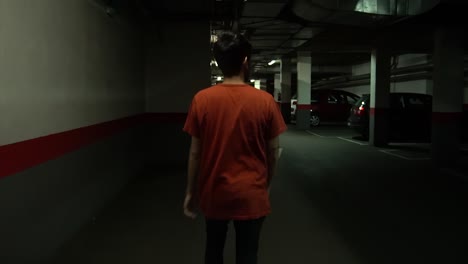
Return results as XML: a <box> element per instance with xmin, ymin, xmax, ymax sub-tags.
<box><xmin>183</xmin><ymin>83</ymin><xmax>287</xmax><ymax>220</ymax></box>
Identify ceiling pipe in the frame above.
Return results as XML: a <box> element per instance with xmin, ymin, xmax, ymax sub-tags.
<box><xmin>313</xmin><ymin>65</ymin><xmax>468</xmax><ymax>90</ymax></box>
<box><xmin>314</xmin><ymin>72</ymin><xmax>433</xmax><ymax>90</ymax></box>
<box><xmin>293</xmin><ymin>0</ymin><xmax>441</xmax><ymax>16</ymax></box>
<box><xmin>313</xmin><ymin>63</ymin><xmax>433</xmax><ymax>87</ymax></box>
<box><xmin>289</xmin><ymin>0</ymin><xmax>441</xmax><ymax>28</ymax></box>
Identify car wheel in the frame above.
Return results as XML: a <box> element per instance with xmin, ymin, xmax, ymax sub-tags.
<box><xmin>310</xmin><ymin>113</ymin><xmax>320</xmax><ymax>127</ymax></box>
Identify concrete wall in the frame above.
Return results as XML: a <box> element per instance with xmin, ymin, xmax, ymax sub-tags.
<box><xmin>145</xmin><ymin>20</ymin><xmax>211</xmax><ymax>165</ymax></box>
<box><xmin>464</xmin><ymin>87</ymin><xmax>468</xmax><ymax>105</ymax></box>
<box><xmin>340</xmin><ymin>80</ymin><xmax>433</xmax><ymax>97</ymax></box>
<box><xmin>342</xmin><ymin>85</ymin><xmax>370</xmax><ymax>97</ymax></box>
<box><xmin>464</xmin><ymin>73</ymin><xmax>468</xmax><ymax>105</ymax></box>
<box><xmin>0</xmin><ymin>0</ymin><xmax>146</xmax><ymax>262</ymax></box>
<box><xmin>340</xmin><ymin>54</ymin><xmax>432</xmax><ymax>97</ymax></box>
<box><xmin>390</xmin><ymin>79</ymin><xmax>432</xmax><ymax>94</ymax></box>
<box><xmin>351</xmin><ymin>54</ymin><xmax>428</xmax><ymax>76</ymax></box>
<box><xmin>0</xmin><ymin>0</ymin><xmax>145</xmax><ymax>146</ymax></box>
<box><xmin>397</xmin><ymin>53</ymin><xmax>429</xmax><ymax>67</ymax></box>
<box><xmin>352</xmin><ymin>62</ymin><xmax>370</xmax><ymax>75</ymax></box>
<box><xmin>145</xmin><ymin>21</ymin><xmax>211</xmax><ymax>113</ymax></box>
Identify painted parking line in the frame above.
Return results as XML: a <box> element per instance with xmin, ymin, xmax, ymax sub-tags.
<box><xmin>378</xmin><ymin>149</ymin><xmax>430</xmax><ymax>161</ymax></box>
<box><xmin>337</xmin><ymin>137</ymin><xmax>368</xmax><ymax>146</ymax></box>
<box><xmin>389</xmin><ymin>143</ymin><xmax>430</xmax><ymax>147</ymax></box>
<box><xmin>306</xmin><ymin>130</ymin><xmax>326</xmax><ymax>138</ymax></box>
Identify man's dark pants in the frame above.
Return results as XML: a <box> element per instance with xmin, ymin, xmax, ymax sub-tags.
<box><xmin>205</xmin><ymin>217</ymin><xmax>265</xmax><ymax>264</ymax></box>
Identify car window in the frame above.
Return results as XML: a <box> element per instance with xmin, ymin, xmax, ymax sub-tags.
<box><xmin>328</xmin><ymin>94</ymin><xmax>338</xmax><ymax>104</ymax></box>
<box><xmin>405</xmin><ymin>94</ymin><xmax>431</xmax><ymax>109</ymax></box>
<box><xmin>390</xmin><ymin>95</ymin><xmax>406</xmax><ymax>109</ymax></box>
<box><xmin>355</xmin><ymin>94</ymin><xmax>370</xmax><ymax>106</ymax></box>
<box><xmin>329</xmin><ymin>92</ymin><xmax>346</xmax><ymax>104</ymax></box>
<box><xmin>409</xmin><ymin>97</ymin><xmax>424</xmax><ymax>105</ymax></box>
<box><xmin>355</xmin><ymin>96</ymin><xmax>367</xmax><ymax>106</ymax></box>
<box><xmin>346</xmin><ymin>95</ymin><xmax>359</xmax><ymax>104</ymax></box>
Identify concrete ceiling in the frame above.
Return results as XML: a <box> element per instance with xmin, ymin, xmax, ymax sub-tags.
<box><xmin>109</xmin><ymin>0</ymin><xmax>468</xmax><ymax>77</ymax></box>
<box><xmin>231</xmin><ymin>0</ymin><xmax>448</xmax><ymax>74</ymax></box>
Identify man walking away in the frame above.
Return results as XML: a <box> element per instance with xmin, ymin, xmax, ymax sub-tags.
<box><xmin>183</xmin><ymin>31</ymin><xmax>287</xmax><ymax>264</ymax></box>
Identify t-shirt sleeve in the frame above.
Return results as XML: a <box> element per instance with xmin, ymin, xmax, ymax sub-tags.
<box><xmin>183</xmin><ymin>96</ymin><xmax>201</xmax><ymax>138</ymax></box>
<box><xmin>268</xmin><ymin>97</ymin><xmax>288</xmax><ymax>139</ymax></box>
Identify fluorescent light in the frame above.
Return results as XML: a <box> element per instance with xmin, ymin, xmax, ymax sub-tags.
<box><xmin>250</xmin><ymin>79</ymin><xmax>255</xmax><ymax>83</ymax></box>
<box><xmin>210</xmin><ymin>60</ymin><xmax>219</xmax><ymax>67</ymax></box>
<box><xmin>217</xmin><ymin>76</ymin><xmax>222</xmax><ymax>81</ymax></box>
<box><xmin>268</xmin><ymin>60</ymin><xmax>276</xmax><ymax>66</ymax></box>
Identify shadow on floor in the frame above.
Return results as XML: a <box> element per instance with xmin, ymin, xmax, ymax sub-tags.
<box><xmin>52</xmin><ymin>129</ymin><xmax>468</xmax><ymax>264</ymax></box>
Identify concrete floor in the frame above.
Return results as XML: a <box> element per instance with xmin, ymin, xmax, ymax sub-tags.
<box><xmin>52</xmin><ymin>126</ymin><xmax>468</xmax><ymax>264</ymax></box>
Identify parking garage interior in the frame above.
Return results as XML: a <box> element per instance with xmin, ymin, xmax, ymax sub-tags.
<box><xmin>1</xmin><ymin>0</ymin><xmax>468</xmax><ymax>263</ymax></box>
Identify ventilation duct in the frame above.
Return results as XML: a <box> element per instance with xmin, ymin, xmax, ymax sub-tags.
<box><xmin>290</xmin><ymin>0</ymin><xmax>441</xmax><ymax>26</ymax></box>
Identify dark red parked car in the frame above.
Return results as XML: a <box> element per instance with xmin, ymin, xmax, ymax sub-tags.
<box><xmin>291</xmin><ymin>89</ymin><xmax>360</xmax><ymax>126</ymax></box>
<box><xmin>348</xmin><ymin>93</ymin><xmax>433</xmax><ymax>141</ymax></box>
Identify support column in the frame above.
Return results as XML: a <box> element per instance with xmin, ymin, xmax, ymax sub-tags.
<box><xmin>296</xmin><ymin>52</ymin><xmax>311</xmax><ymax>130</ymax></box>
<box><xmin>260</xmin><ymin>78</ymin><xmax>267</xmax><ymax>91</ymax></box>
<box><xmin>280</xmin><ymin>57</ymin><xmax>292</xmax><ymax>123</ymax></box>
<box><xmin>274</xmin><ymin>73</ymin><xmax>281</xmax><ymax>102</ymax></box>
<box><xmin>369</xmin><ymin>47</ymin><xmax>391</xmax><ymax>147</ymax></box>
<box><xmin>254</xmin><ymin>80</ymin><xmax>261</xmax><ymax>89</ymax></box>
<box><xmin>431</xmin><ymin>26</ymin><xmax>464</xmax><ymax>167</ymax></box>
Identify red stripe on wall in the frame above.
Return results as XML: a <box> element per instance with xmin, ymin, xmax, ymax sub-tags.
<box><xmin>145</xmin><ymin>113</ymin><xmax>188</xmax><ymax>123</ymax></box>
<box><xmin>369</xmin><ymin>108</ymin><xmax>389</xmax><ymax>116</ymax></box>
<box><xmin>432</xmin><ymin>112</ymin><xmax>463</xmax><ymax>123</ymax></box>
<box><xmin>297</xmin><ymin>104</ymin><xmax>312</xmax><ymax>110</ymax></box>
<box><xmin>0</xmin><ymin>113</ymin><xmax>187</xmax><ymax>179</ymax></box>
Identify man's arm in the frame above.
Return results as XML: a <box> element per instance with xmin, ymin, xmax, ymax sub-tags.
<box><xmin>267</xmin><ymin>136</ymin><xmax>280</xmax><ymax>192</ymax></box>
<box><xmin>186</xmin><ymin>136</ymin><xmax>201</xmax><ymax>196</ymax></box>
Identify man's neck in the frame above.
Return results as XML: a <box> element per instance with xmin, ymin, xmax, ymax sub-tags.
<box><xmin>222</xmin><ymin>75</ymin><xmax>245</xmax><ymax>85</ymax></box>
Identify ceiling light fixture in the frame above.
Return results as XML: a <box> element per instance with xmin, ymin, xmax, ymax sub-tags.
<box><xmin>268</xmin><ymin>60</ymin><xmax>276</xmax><ymax>66</ymax></box>
<box><xmin>210</xmin><ymin>60</ymin><xmax>218</xmax><ymax>67</ymax></box>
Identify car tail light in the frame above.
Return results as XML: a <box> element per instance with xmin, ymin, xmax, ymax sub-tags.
<box><xmin>357</xmin><ymin>106</ymin><xmax>365</xmax><ymax>115</ymax></box>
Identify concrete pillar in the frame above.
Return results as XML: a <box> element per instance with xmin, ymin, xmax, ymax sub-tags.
<box><xmin>254</xmin><ymin>80</ymin><xmax>261</xmax><ymax>89</ymax></box>
<box><xmin>274</xmin><ymin>73</ymin><xmax>281</xmax><ymax>102</ymax></box>
<box><xmin>296</xmin><ymin>52</ymin><xmax>311</xmax><ymax>130</ymax></box>
<box><xmin>431</xmin><ymin>26</ymin><xmax>464</xmax><ymax>167</ymax></box>
<box><xmin>369</xmin><ymin>47</ymin><xmax>391</xmax><ymax>147</ymax></box>
<box><xmin>280</xmin><ymin>57</ymin><xmax>292</xmax><ymax>123</ymax></box>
